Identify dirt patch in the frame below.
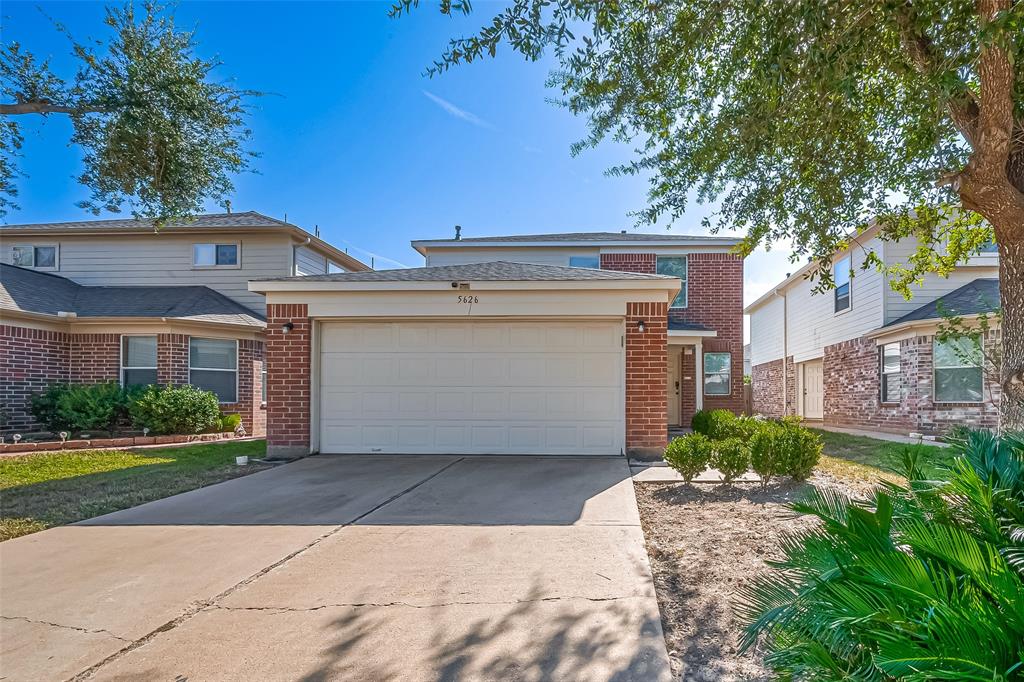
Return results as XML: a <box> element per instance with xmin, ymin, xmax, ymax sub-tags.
<box><xmin>635</xmin><ymin>474</ymin><xmax>862</xmax><ymax>681</ymax></box>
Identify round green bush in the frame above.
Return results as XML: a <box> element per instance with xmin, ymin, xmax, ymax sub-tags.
<box><xmin>129</xmin><ymin>385</ymin><xmax>221</xmax><ymax>435</ymax></box>
<box><xmin>712</xmin><ymin>437</ymin><xmax>751</xmax><ymax>482</ymax></box>
<box><xmin>749</xmin><ymin>422</ymin><xmax>786</xmax><ymax>489</ymax></box>
<box><xmin>30</xmin><ymin>382</ymin><xmax>140</xmax><ymax>434</ymax></box>
<box><xmin>690</xmin><ymin>410</ymin><xmax>712</xmax><ymax>436</ymax></box>
<box><xmin>780</xmin><ymin>424</ymin><xmax>823</xmax><ymax>481</ymax></box>
<box><xmin>664</xmin><ymin>433</ymin><xmax>713</xmax><ymax>482</ymax></box>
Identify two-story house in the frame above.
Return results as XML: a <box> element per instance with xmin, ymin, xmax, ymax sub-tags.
<box><xmin>0</xmin><ymin>212</ymin><xmax>369</xmax><ymax>436</ymax></box>
<box><xmin>746</xmin><ymin>223</ymin><xmax>1001</xmax><ymax>435</ymax></box>
<box><xmin>249</xmin><ymin>230</ymin><xmax>744</xmax><ymax>459</ymax></box>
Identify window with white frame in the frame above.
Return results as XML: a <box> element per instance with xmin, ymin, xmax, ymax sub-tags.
<box><xmin>121</xmin><ymin>336</ymin><xmax>158</xmax><ymax>387</ymax></box>
<box><xmin>704</xmin><ymin>352</ymin><xmax>731</xmax><ymax>395</ymax></box>
<box><xmin>934</xmin><ymin>337</ymin><xmax>983</xmax><ymax>402</ymax></box>
<box><xmin>192</xmin><ymin>243</ymin><xmax>239</xmax><ymax>267</ymax></box>
<box><xmin>12</xmin><ymin>245</ymin><xmax>58</xmax><ymax>270</ymax></box>
<box><xmin>656</xmin><ymin>256</ymin><xmax>688</xmax><ymax>308</ymax></box>
<box><xmin>189</xmin><ymin>338</ymin><xmax>238</xmax><ymax>403</ymax></box>
<box><xmin>568</xmin><ymin>255</ymin><xmax>600</xmax><ymax>269</ymax></box>
<box><xmin>261</xmin><ymin>363</ymin><xmax>267</xmax><ymax>404</ymax></box>
<box><xmin>880</xmin><ymin>342</ymin><xmax>902</xmax><ymax>403</ymax></box>
<box><xmin>834</xmin><ymin>256</ymin><xmax>851</xmax><ymax>313</ymax></box>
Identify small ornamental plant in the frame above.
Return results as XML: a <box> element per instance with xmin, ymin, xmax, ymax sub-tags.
<box><xmin>663</xmin><ymin>433</ymin><xmax>713</xmax><ymax>483</ymax></box>
<box><xmin>712</xmin><ymin>438</ymin><xmax>750</xmax><ymax>483</ymax></box>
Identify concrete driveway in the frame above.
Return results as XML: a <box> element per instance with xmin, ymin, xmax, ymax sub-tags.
<box><xmin>0</xmin><ymin>455</ymin><xmax>669</xmax><ymax>681</ymax></box>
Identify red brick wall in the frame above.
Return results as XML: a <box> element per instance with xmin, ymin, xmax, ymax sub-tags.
<box><xmin>626</xmin><ymin>301</ymin><xmax>668</xmax><ymax>454</ymax></box>
<box><xmin>600</xmin><ymin>252</ymin><xmax>656</xmax><ymax>273</ymax></box>
<box><xmin>157</xmin><ymin>334</ymin><xmax>190</xmax><ymax>386</ymax></box>
<box><xmin>1</xmin><ymin>325</ymin><xmax>70</xmax><ymax>434</ymax></box>
<box><xmin>752</xmin><ymin>356</ymin><xmax>796</xmax><ymax>417</ymax></box>
<box><xmin>823</xmin><ymin>334</ymin><xmax>999</xmax><ymax>435</ymax></box>
<box><xmin>217</xmin><ymin>338</ymin><xmax>266</xmax><ymax>437</ymax></box>
<box><xmin>68</xmin><ymin>333</ymin><xmax>119</xmax><ymax>384</ymax></box>
<box><xmin>265</xmin><ymin>304</ymin><xmax>311</xmax><ymax>455</ymax></box>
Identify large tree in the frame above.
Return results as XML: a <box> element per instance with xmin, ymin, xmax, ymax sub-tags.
<box><xmin>395</xmin><ymin>0</ymin><xmax>1024</xmax><ymax>428</ymax></box>
<box><xmin>0</xmin><ymin>2</ymin><xmax>255</xmax><ymax>223</ymax></box>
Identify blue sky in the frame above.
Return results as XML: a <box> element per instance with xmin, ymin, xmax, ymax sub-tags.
<box><xmin>3</xmin><ymin>1</ymin><xmax>797</xmax><ymax>336</ymax></box>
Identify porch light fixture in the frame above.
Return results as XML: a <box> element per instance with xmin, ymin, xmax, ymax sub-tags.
<box><xmin>637</xmin><ymin>320</ymin><xmax>646</xmax><ymax>334</ymax></box>
<box><xmin>281</xmin><ymin>321</ymin><xmax>295</xmax><ymax>334</ymax></box>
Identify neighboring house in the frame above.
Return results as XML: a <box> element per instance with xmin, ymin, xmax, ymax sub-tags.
<box><xmin>250</xmin><ymin>231</ymin><xmax>744</xmax><ymax>459</ymax></box>
<box><xmin>745</xmin><ymin>224</ymin><xmax>1000</xmax><ymax>435</ymax></box>
<box><xmin>0</xmin><ymin>212</ymin><xmax>369</xmax><ymax>436</ymax></box>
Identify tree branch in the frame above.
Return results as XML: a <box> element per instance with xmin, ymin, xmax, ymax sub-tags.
<box><xmin>0</xmin><ymin>101</ymin><xmax>106</xmax><ymax>116</ymax></box>
<box><xmin>971</xmin><ymin>0</ymin><xmax>1016</xmax><ymax>180</ymax></box>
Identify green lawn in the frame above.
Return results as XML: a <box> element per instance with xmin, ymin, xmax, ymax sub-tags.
<box><xmin>0</xmin><ymin>440</ymin><xmax>270</xmax><ymax>541</ymax></box>
<box><xmin>811</xmin><ymin>429</ymin><xmax>955</xmax><ymax>483</ymax></box>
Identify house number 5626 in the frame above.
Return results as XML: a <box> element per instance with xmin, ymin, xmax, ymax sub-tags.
<box><xmin>457</xmin><ymin>295</ymin><xmax>479</xmax><ymax>304</ymax></box>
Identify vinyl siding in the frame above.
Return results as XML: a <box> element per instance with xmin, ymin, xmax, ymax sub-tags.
<box><xmin>784</xmin><ymin>236</ymin><xmax>885</xmax><ymax>362</ymax></box>
<box><xmin>749</xmin><ymin>295</ymin><xmax>785</xmax><ymax>366</ymax></box>
<box><xmin>294</xmin><ymin>245</ymin><xmax>327</xmax><ymax>276</ymax></box>
<box><xmin>882</xmin><ymin>237</ymin><xmax>1000</xmax><ymax>324</ymax></box>
<box><xmin>0</xmin><ymin>233</ymin><xmax>293</xmax><ymax>315</ymax></box>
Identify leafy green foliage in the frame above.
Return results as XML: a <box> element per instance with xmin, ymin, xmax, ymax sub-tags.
<box><xmin>128</xmin><ymin>385</ymin><xmax>220</xmax><ymax>435</ymax></box>
<box><xmin>0</xmin><ymin>2</ymin><xmax>256</xmax><ymax>222</ymax></box>
<box><xmin>779</xmin><ymin>424</ymin><xmax>823</xmax><ymax>481</ymax></box>
<box><xmin>30</xmin><ymin>382</ymin><xmax>139</xmax><ymax>434</ymax></box>
<box><xmin>690</xmin><ymin>409</ymin><xmax>712</xmax><ymax>436</ymax></box>
<box><xmin>739</xmin><ymin>430</ymin><xmax>1024</xmax><ymax>680</ymax></box>
<box><xmin>218</xmin><ymin>413</ymin><xmax>242</xmax><ymax>433</ymax></box>
<box><xmin>663</xmin><ymin>432</ymin><xmax>712</xmax><ymax>482</ymax></box>
<box><xmin>712</xmin><ymin>437</ymin><xmax>750</xmax><ymax>483</ymax></box>
<box><xmin>749</xmin><ymin>423</ymin><xmax>786</xmax><ymax>490</ymax></box>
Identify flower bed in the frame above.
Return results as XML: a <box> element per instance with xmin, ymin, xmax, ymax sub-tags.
<box><xmin>0</xmin><ymin>431</ymin><xmax>237</xmax><ymax>454</ymax></box>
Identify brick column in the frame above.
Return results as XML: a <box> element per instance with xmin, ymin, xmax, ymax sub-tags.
<box><xmin>157</xmin><ymin>334</ymin><xmax>189</xmax><ymax>386</ymax></box>
<box><xmin>217</xmin><ymin>339</ymin><xmax>266</xmax><ymax>437</ymax></box>
<box><xmin>265</xmin><ymin>304</ymin><xmax>311</xmax><ymax>458</ymax></box>
<box><xmin>626</xmin><ymin>301</ymin><xmax>668</xmax><ymax>458</ymax></box>
<box><xmin>1</xmin><ymin>325</ymin><xmax>70</xmax><ymax>435</ymax></box>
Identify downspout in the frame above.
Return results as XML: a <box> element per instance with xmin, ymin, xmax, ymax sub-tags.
<box><xmin>293</xmin><ymin>236</ymin><xmax>312</xmax><ymax>275</ymax></box>
<box><xmin>774</xmin><ymin>287</ymin><xmax>789</xmax><ymax>415</ymax></box>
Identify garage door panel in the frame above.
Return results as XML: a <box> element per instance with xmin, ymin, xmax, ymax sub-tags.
<box><xmin>319</xmin><ymin>321</ymin><xmax>624</xmax><ymax>455</ymax></box>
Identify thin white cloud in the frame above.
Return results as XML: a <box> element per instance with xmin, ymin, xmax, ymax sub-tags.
<box><xmin>423</xmin><ymin>90</ymin><xmax>494</xmax><ymax>130</ymax></box>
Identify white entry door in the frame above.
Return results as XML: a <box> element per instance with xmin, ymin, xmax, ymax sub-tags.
<box><xmin>802</xmin><ymin>360</ymin><xmax>824</xmax><ymax>419</ymax></box>
<box><xmin>318</xmin><ymin>320</ymin><xmax>625</xmax><ymax>455</ymax></box>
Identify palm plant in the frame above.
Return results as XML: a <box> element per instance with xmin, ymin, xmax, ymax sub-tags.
<box><xmin>738</xmin><ymin>431</ymin><xmax>1024</xmax><ymax>680</ymax></box>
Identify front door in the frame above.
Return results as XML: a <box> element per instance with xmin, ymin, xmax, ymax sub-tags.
<box><xmin>667</xmin><ymin>348</ymin><xmax>681</xmax><ymax>427</ymax></box>
<box><xmin>802</xmin><ymin>360</ymin><xmax>824</xmax><ymax>419</ymax></box>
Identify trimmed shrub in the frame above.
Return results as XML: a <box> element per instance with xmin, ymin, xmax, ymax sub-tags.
<box><xmin>664</xmin><ymin>433</ymin><xmax>713</xmax><ymax>482</ymax></box>
<box><xmin>712</xmin><ymin>437</ymin><xmax>750</xmax><ymax>482</ymax></box>
<box><xmin>30</xmin><ymin>382</ymin><xmax>139</xmax><ymax>434</ymax></box>
<box><xmin>219</xmin><ymin>413</ymin><xmax>243</xmax><ymax>433</ymax></box>
<box><xmin>779</xmin><ymin>423</ymin><xmax>822</xmax><ymax>481</ymax></box>
<box><xmin>690</xmin><ymin>410</ymin><xmax>712</xmax><ymax>436</ymax></box>
<box><xmin>130</xmin><ymin>385</ymin><xmax>221</xmax><ymax>435</ymax></box>
<box><xmin>749</xmin><ymin>422</ymin><xmax>786</xmax><ymax>489</ymax></box>
<box><xmin>705</xmin><ymin>409</ymin><xmax>738</xmax><ymax>440</ymax></box>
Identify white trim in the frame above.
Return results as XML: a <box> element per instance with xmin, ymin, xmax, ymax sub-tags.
<box><xmin>656</xmin><ymin>255</ymin><xmax>689</xmax><ymax>309</ymax></box>
<box><xmin>188</xmin><ymin>337</ymin><xmax>240</xmax><ymax>404</ymax></box>
<box><xmin>250</xmin><ymin>278</ymin><xmax>681</xmax><ymax>293</ymax></box>
<box><xmin>702</xmin><ymin>351</ymin><xmax>732</xmax><ymax>396</ymax></box>
<box><xmin>695</xmin><ymin>340</ymin><xmax>703</xmax><ymax>411</ymax></box>
<box><xmin>310</xmin><ymin>319</ymin><xmax>321</xmax><ymax>454</ymax></box>
<box><xmin>192</xmin><ymin>241</ymin><xmax>241</xmax><ymax>270</ymax></box>
<box><xmin>668</xmin><ymin>329</ymin><xmax>718</xmax><ymax>339</ymax></box>
<box><xmin>119</xmin><ymin>334</ymin><xmax>158</xmax><ymax>387</ymax></box>
<box><xmin>411</xmin><ymin>237</ymin><xmax>743</xmax><ymax>255</ymax></box>
<box><xmin>10</xmin><ymin>243</ymin><xmax>60</xmax><ymax>271</ymax></box>
<box><xmin>932</xmin><ymin>337</ymin><xmax>985</xmax><ymax>404</ymax></box>
<box><xmin>879</xmin><ymin>341</ymin><xmax>902</xmax><ymax>404</ymax></box>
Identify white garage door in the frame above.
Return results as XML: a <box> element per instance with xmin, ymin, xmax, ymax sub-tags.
<box><xmin>318</xmin><ymin>320</ymin><xmax>625</xmax><ymax>455</ymax></box>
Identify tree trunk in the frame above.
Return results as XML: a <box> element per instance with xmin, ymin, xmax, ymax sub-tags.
<box><xmin>997</xmin><ymin>240</ymin><xmax>1024</xmax><ymax>431</ymax></box>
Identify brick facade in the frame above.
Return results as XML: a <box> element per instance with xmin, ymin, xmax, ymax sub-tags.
<box><xmin>625</xmin><ymin>301</ymin><xmax>669</xmax><ymax>455</ymax></box>
<box><xmin>600</xmin><ymin>252</ymin><xmax>656</xmax><ymax>273</ymax></box>
<box><xmin>1</xmin><ymin>323</ymin><xmax>265</xmax><ymax>436</ymax></box>
<box><xmin>1</xmin><ymin>326</ymin><xmax>70</xmax><ymax>433</ymax></box>
<box><xmin>265</xmin><ymin>304</ymin><xmax>312</xmax><ymax>457</ymax></box>
<box><xmin>753</xmin><ymin>332</ymin><xmax>1000</xmax><ymax>435</ymax></box>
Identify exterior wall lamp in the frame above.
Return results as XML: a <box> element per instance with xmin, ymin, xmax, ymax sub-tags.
<box><xmin>281</xmin><ymin>322</ymin><xmax>294</xmax><ymax>334</ymax></box>
<box><xmin>637</xmin><ymin>320</ymin><xmax>646</xmax><ymax>334</ymax></box>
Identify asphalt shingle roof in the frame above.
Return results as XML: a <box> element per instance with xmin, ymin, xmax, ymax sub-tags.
<box><xmin>0</xmin><ymin>211</ymin><xmax>289</xmax><ymax>232</ymax></box>
<box><xmin>1</xmin><ymin>264</ymin><xmax>265</xmax><ymax>327</ymax></box>
<box><xmin>255</xmin><ymin>261</ymin><xmax>677</xmax><ymax>283</ymax></box>
<box><xmin>418</xmin><ymin>231</ymin><xmax>739</xmax><ymax>243</ymax></box>
<box><xmin>883</xmin><ymin>278</ymin><xmax>1000</xmax><ymax>328</ymax></box>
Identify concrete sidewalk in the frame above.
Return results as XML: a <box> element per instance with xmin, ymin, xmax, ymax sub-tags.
<box><xmin>0</xmin><ymin>455</ymin><xmax>670</xmax><ymax>682</ymax></box>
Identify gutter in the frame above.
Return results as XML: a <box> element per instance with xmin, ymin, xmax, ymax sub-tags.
<box><xmin>775</xmin><ymin>288</ymin><xmax>789</xmax><ymax>415</ymax></box>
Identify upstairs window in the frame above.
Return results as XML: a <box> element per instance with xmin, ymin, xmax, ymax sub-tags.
<box><xmin>568</xmin><ymin>255</ymin><xmax>600</xmax><ymax>269</ymax></box>
<box><xmin>934</xmin><ymin>337</ymin><xmax>983</xmax><ymax>403</ymax></box>
<box><xmin>193</xmin><ymin>243</ymin><xmax>239</xmax><ymax>267</ymax></box>
<box><xmin>656</xmin><ymin>256</ymin><xmax>688</xmax><ymax>308</ymax></box>
<box><xmin>12</xmin><ymin>245</ymin><xmax>58</xmax><ymax>270</ymax></box>
<box><xmin>189</xmin><ymin>338</ymin><xmax>238</xmax><ymax>403</ymax></box>
<box><xmin>121</xmin><ymin>336</ymin><xmax>158</xmax><ymax>387</ymax></box>
<box><xmin>880</xmin><ymin>342</ymin><xmax>902</xmax><ymax>403</ymax></box>
<box><xmin>704</xmin><ymin>352</ymin><xmax>731</xmax><ymax>395</ymax></box>
<box><xmin>834</xmin><ymin>256</ymin><xmax>851</xmax><ymax>313</ymax></box>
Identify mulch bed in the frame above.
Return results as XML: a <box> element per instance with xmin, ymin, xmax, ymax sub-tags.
<box><xmin>635</xmin><ymin>474</ymin><xmax>862</xmax><ymax>681</ymax></box>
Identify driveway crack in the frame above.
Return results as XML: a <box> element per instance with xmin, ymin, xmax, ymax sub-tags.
<box><xmin>68</xmin><ymin>457</ymin><xmax>466</xmax><ymax>681</ymax></box>
<box><xmin>208</xmin><ymin>594</ymin><xmax>641</xmax><ymax>613</ymax></box>
<box><xmin>1</xmin><ymin>615</ymin><xmax>130</xmax><ymax>643</ymax></box>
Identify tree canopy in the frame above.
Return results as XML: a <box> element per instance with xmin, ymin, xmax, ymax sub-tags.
<box><xmin>0</xmin><ymin>2</ymin><xmax>256</xmax><ymax>223</ymax></box>
<box><xmin>394</xmin><ymin>0</ymin><xmax>1023</xmax><ymax>291</ymax></box>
